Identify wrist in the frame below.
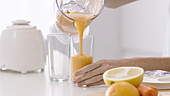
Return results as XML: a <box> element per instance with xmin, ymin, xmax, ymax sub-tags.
<box><xmin>118</xmin><ymin>58</ymin><xmax>133</xmax><ymax>67</ymax></box>
<box><xmin>109</xmin><ymin>58</ymin><xmax>132</xmax><ymax>68</ymax></box>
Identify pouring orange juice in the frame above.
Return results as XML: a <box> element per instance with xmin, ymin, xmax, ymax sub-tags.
<box><xmin>64</xmin><ymin>12</ymin><xmax>95</xmax><ymax>80</ymax></box>
<box><xmin>56</xmin><ymin>11</ymin><xmax>95</xmax><ymax>79</ymax></box>
<box><xmin>54</xmin><ymin>0</ymin><xmax>104</xmax><ymax>85</ymax></box>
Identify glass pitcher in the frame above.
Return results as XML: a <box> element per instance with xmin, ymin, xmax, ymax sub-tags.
<box><xmin>50</xmin><ymin>0</ymin><xmax>90</xmax><ymax>35</ymax></box>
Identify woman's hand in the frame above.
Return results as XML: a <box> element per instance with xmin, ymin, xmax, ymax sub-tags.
<box><xmin>73</xmin><ymin>57</ymin><xmax>170</xmax><ymax>87</ymax></box>
<box><xmin>72</xmin><ymin>59</ymin><xmax>116</xmax><ymax>87</ymax></box>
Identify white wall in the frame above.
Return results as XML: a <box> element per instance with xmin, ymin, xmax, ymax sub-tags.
<box><xmin>120</xmin><ymin>0</ymin><xmax>169</xmax><ymax>57</ymax></box>
<box><xmin>90</xmin><ymin>8</ymin><xmax>122</xmax><ymax>61</ymax></box>
<box><xmin>0</xmin><ymin>0</ymin><xmax>22</xmax><ymax>33</ymax></box>
<box><xmin>20</xmin><ymin>0</ymin><xmax>53</xmax><ymax>38</ymax></box>
<box><xmin>0</xmin><ymin>0</ymin><xmax>53</xmax><ymax>38</ymax></box>
<box><xmin>90</xmin><ymin>0</ymin><xmax>170</xmax><ymax>61</ymax></box>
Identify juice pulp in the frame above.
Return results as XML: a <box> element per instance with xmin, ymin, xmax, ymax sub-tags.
<box><xmin>67</xmin><ymin>12</ymin><xmax>95</xmax><ymax>79</ymax></box>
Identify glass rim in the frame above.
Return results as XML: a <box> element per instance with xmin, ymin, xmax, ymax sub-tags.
<box><xmin>47</xmin><ymin>33</ymin><xmax>71</xmax><ymax>36</ymax></box>
<box><xmin>71</xmin><ymin>35</ymin><xmax>94</xmax><ymax>38</ymax></box>
<box><xmin>47</xmin><ymin>33</ymin><xmax>94</xmax><ymax>38</ymax></box>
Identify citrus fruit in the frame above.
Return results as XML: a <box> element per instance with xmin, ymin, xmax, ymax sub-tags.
<box><xmin>105</xmin><ymin>82</ymin><xmax>140</xmax><ymax>96</ymax></box>
<box><xmin>103</xmin><ymin>67</ymin><xmax>144</xmax><ymax>87</ymax></box>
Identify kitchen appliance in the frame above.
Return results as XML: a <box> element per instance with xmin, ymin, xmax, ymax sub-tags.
<box><xmin>0</xmin><ymin>20</ymin><xmax>46</xmax><ymax>73</ymax></box>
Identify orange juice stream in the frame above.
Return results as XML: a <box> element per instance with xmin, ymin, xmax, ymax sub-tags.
<box><xmin>66</xmin><ymin>12</ymin><xmax>95</xmax><ymax>79</ymax></box>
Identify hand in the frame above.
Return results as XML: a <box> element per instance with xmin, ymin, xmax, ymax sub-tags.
<box><xmin>72</xmin><ymin>59</ymin><xmax>115</xmax><ymax>87</ymax></box>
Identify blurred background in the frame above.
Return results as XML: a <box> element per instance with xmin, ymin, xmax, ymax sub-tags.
<box><xmin>0</xmin><ymin>0</ymin><xmax>169</xmax><ymax>61</ymax></box>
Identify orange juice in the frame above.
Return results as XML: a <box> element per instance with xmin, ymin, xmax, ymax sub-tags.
<box><xmin>67</xmin><ymin>12</ymin><xmax>94</xmax><ymax>55</ymax></box>
<box><xmin>66</xmin><ymin>12</ymin><xmax>95</xmax><ymax>79</ymax></box>
<box><xmin>71</xmin><ymin>54</ymin><xmax>93</xmax><ymax>79</ymax></box>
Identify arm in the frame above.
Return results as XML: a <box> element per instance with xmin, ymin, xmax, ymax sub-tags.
<box><xmin>105</xmin><ymin>0</ymin><xmax>137</xmax><ymax>8</ymax></box>
<box><xmin>111</xmin><ymin>57</ymin><xmax>170</xmax><ymax>71</ymax></box>
<box><xmin>73</xmin><ymin>57</ymin><xmax>170</xmax><ymax>87</ymax></box>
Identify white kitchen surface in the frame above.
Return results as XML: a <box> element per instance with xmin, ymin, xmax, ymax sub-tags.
<box><xmin>1</xmin><ymin>69</ymin><xmax>170</xmax><ymax>96</ymax></box>
<box><xmin>0</xmin><ymin>70</ymin><xmax>107</xmax><ymax>96</ymax></box>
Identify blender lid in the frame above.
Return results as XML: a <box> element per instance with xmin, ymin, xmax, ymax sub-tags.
<box><xmin>6</xmin><ymin>20</ymin><xmax>37</xmax><ymax>30</ymax></box>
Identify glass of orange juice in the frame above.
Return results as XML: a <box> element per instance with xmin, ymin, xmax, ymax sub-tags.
<box><xmin>70</xmin><ymin>35</ymin><xmax>94</xmax><ymax>86</ymax></box>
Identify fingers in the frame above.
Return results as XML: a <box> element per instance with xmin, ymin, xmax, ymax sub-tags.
<box><xmin>73</xmin><ymin>67</ymin><xmax>104</xmax><ymax>83</ymax></box>
<box><xmin>77</xmin><ymin>74</ymin><xmax>103</xmax><ymax>87</ymax></box>
<box><xmin>86</xmin><ymin>80</ymin><xmax>105</xmax><ymax>87</ymax></box>
<box><xmin>73</xmin><ymin>62</ymin><xmax>112</xmax><ymax>83</ymax></box>
<box><xmin>73</xmin><ymin>60</ymin><xmax>105</xmax><ymax>77</ymax></box>
<box><xmin>72</xmin><ymin>59</ymin><xmax>111</xmax><ymax>87</ymax></box>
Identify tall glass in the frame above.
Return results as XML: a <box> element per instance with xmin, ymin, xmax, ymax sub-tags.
<box><xmin>70</xmin><ymin>35</ymin><xmax>94</xmax><ymax>83</ymax></box>
<box><xmin>47</xmin><ymin>34</ymin><xmax>70</xmax><ymax>82</ymax></box>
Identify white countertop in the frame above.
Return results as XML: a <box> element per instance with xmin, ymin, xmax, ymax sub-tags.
<box><xmin>0</xmin><ymin>69</ymin><xmax>107</xmax><ymax>96</ymax></box>
<box><xmin>1</xmin><ymin>69</ymin><xmax>170</xmax><ymax>96</ymax></box>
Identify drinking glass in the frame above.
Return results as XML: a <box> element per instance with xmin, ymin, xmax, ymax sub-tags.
<box><xmin>70</xmin><ymin>35</ymin><xmax>94</xmax><ymax>86</ymax></box>
<box><xmin>47</xmin><ymin>33</ymin><xmax>70</xmax><ymax>82</ymax></box>
<box><xmin>71</xmin><ymin>35</ymin><xmax>94</xmax><ymax>56</ymax></box>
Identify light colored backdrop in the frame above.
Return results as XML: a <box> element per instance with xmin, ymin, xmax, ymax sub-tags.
<box><xmin>0</xmin><ymin>0</ymin><xmax>169</xmax><ymax>61</ymax></box>
<box><xmin>90</xmin><ymin>0</ymin><xmax>169</xmax><ymax>61</ymax></box>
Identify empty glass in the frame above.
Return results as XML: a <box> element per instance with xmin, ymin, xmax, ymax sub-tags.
<box><xmin>47</xmin><ymin>33</ymin><xmax>70</xmax><ymax>82</ymax></box>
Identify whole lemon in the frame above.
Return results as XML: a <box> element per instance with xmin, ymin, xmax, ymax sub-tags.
<box><xmin>105</xmin><ymin>82</ymin><xmax>140</xmax><ymax>96</ymax></box>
